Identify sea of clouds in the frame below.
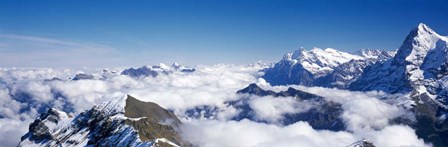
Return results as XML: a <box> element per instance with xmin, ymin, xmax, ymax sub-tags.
<box><xmin>0</xmin><ymin>63</ymin><xmax>430</xmax><ymax>147</ymax></box>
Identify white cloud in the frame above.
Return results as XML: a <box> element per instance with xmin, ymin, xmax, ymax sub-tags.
<box><xmin>0</xmin><ymin>118</ymin><xmax>30</xmax><ymax>147</ymax></box>
<box><xmin>0</xmin><ymin>64</ymin><xmax>431</xmax><ymax>147</ymax></box>
<box><xmin>181</xmin><ymin>119</ymin><xmax>356</xmax><ymax>147</ymax></box>
<box><xmin>181</xmin><ymin>119</ymin><xmax>428</xmax><ymax>147</ymax></box>
<box><xmin>248</xmin><ymin>95</ymin><xmax>314</xmax><ymax>123</ymax></box>
<box><xmin>292</xmin><ymin>86</ymin><xmax>415</xmax><ymax>131</ymax></box>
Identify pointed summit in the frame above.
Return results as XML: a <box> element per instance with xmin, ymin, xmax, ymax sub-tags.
<box><xmin>394</xmin><ymin>23</ymin><xmax>444</xmax><ymax>64</ymax></box>
<box><xmin>350</xmin><ymin>23</ymin><xmax>448</xmax><ymax>93</ymax></box>
<box><xmin>416</xmin><ymin>23</ymin><xmax>436</xmax><ymax>35</ymax></box>
<box><xmin>291</xmin><ymin>47</ymin><xmax>307</xmax><ymax>59</ymax></box>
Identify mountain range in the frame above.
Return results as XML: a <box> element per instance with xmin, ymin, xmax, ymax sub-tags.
<box><xmin>261</xmin><ymin>23</ymin><xmax>448</xmax><ymax>146</ymax></box>
<box><xmin>17</xmin><ymin>23</ymin><xmax>448</xmax><ymax>147</ymax></box>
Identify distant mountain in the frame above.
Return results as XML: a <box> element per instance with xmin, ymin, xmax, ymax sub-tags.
<box><xmin>315</xmin><ymin>49</ymin><xmax>394</xmax><ymax>88</ymax></box>
<box><xmin>121</xmin><ymin>63</ymin><xmax>195</xmax><ymax>78</ymax></box>
<box><xmin>355</xmin><ymin>48</ymin><xmax>396</xmax><ymax>60</ymax></box>
<box><xmin>72</xmin><ymin>73</ymin><xmax>94</xmax><ymax>80</ymax></box>
<box><xmin>232</xmin><ymin>83</ymin><xmax>345</xmax><ymax>130</ymax></box>
<box><xmin>262</xmin><ymin>47</ymin><xmax>394</xmax><ymax>87</ymax></box>
<box><xmin>19</xmin><ymin>95</ymin><xmax>187</xmax><ymax>147</ymax></box>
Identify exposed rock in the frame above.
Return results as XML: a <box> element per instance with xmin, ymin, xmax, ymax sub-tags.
<box><xmin>19</xmin><ymin>95</ymin><xmax>187</xmax><ymax>147</ymax></box>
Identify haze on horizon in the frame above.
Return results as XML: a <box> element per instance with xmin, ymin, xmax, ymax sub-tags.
<box><xmin>0</xmin><ymin>0</ymin><xmax>447</xmax><ymax>68</ymax></box>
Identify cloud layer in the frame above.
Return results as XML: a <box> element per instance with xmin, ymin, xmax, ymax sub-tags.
<box><xmin>0</xmin><ymin>63</ymin><xmax>430</xmax><ymax>147</ymax></box>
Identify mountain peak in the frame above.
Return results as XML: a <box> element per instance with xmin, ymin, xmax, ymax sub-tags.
<box><xmin>19</xmin><ymin>95</ymin><xmax>186</xmax><ymax>147</ymax></box>
<box><xmin>414</xmin><ymin>23</ymin><xmax>437</xmax><ymax>36</ymax></box>
<box><xmin>350</xmin><ymin>23</ymin><xmax>448</xmax><ymax>93</ymax></box>
<box><xmin>394</xmin><ymin>23</ymin><xmax>444</xmax><ymax>64</ymax></box>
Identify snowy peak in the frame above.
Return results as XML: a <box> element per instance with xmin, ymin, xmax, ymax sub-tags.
<box><xmin>350</xmin><ymin>23</ymin><xmax>448</xmax><ymax>93</ymax></box>
<box><xmin>282</xmin><ymin>47</ymin><xmax>364</xmax><ymax>76</ymax></box>
<box><xmin>263</xmin><ymin>46</ymin><xmax>394</xmax><ymax>86</ymax></box>
<box><xmin>395</xmin><ymin>23</ymin><xmax>448</xmax><ymax>82</ymax></box>
<box><xmin>355</xmin><ymin>49</ymin><xmax>396</xmax><ymax>60</ymax></box>
<box><xmin>417</xmin><ymin>23</ymin><xmax>436</xmax><ymax>36</ymax></box>
<box><xmin>394</xmin><ymin>23</ymin><xmax>445</xmax><ymax>64</ymax></box>
<box><xmin>121</xmin><ymin>63</ymin><xmax>195</xmax><ymax>78</ymax></box>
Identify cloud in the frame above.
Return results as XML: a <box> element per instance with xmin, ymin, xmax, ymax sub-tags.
<box><xmin>181</xmin><ymin>119</ymin><xmax>355</xmax><ymax>147</ymax></box>
<box><xmin>0</xmin><ymin>34</ymin><xmax>87</xmax><ymax>47</ymax></box>
<box><xmin>0</xmin><ymin>118</ymin><xmax>30</xmax><ymax>147</ymax></box>
<box><xmin>0</xmin><ymin>64</ymin><xmax>263</xmax><ymax>146</ymax></box>
<box><xmin>247</xmin><ymin>95</ymin><xmax>314</xmax><ymax>123</ymax></box>
<box><xmin>291</xmin><ymin>86</ymin><xmax>415</xmax><ymax>131</ymax></box>
<box><xmin>181</xmin><ymin>119</ymin><xmax>428</xmax><ymax>147</ymax></box>
<box><xmin>0</xmin><ymin>34</ymin><xmax>123</xmax><ymax>68</ymax></box>
<box><xmin>0</xmin><ymin>64</ymin><xmax>430</xmax><ymax>147</ymax></box>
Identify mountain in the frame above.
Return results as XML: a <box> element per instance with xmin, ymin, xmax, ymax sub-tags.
<box><xmin>72</xmin><ymin>73</ymin><xmax>94</xmax><ymax>80</ymax></box>
<box><xmin>121</xmin><ymin>63</ymin><xmax>195</xmax><ymax>78</ymax></box>
<box><xmin>349</xmin><ymin>23</ymin><xmax>448</xmax><ymax>146</ymax></box>
<box><xmin>232</xmin><ymin>83</ymin><xmax>345</xmax><ymax>130</ymax></box>
<box><xmin>315</xmin><ymin>49</ymin><xmax>394</xmax><ymax>88</ymax></box>
<box><xmin>19</xmin><ymin>95</ymin><xmax>187</xmax><ymax>147</ymax></box>
<box><xmin>262</xmin><ymin>47</ymin><xmax>393</xmax><ymax>87</ymax></box>
<box><xmin>350</xmin><ymin>23</ymin><xmax>448</xmax><ymax>94</ymax></box>
<box><xmin>355</xmin><ymin>48</ymin><xmax>396</xmax><ymax>60</ymax></box>
<box><xmin>347</xmin><ymin>139</ymin><xmax>376</xmax><ymax>147</ymax></box>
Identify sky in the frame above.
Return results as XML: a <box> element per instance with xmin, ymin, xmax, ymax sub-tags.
<box><xmin>0</xmin><ymin>0</ymin><xmax>447</xmax><ymax>68</ymax></box>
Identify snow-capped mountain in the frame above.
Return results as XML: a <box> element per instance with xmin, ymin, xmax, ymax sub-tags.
<box><xmin>348</xmin><ymin>23</ymin><xmax>448</xmax><ymax>146</ymax></box>
<box><xmin>355</xmin><ymin>48</ymin><xmax>396</xmax><ymax>60</ymax></box>
<box><xmin>282</xmin><ymin>48</ymin><xmax>364</xmax><ymax>77</ymax></box>
<box><xmin>262</xmin><ymin>47</ymin><xmax>393</xmax><ymax>87</ymax></box>
<box><xmin>350</xmin><ymin>23</ymin><xmax>448</xmax><ymax>94</ymax></box>
<box><xmin>121</xmin><ymin>63</ymin><xmax>195</xmax><ymax>78</ymax></box>
<box><xmin>315</xmin><ymin>49</ymin><xmax>395</xmax><ymax>88</ymax></box>
<box><xmin>19</xmin><ymin>95</ymin><xmax>187</xmax><ymax>147</ymax></box>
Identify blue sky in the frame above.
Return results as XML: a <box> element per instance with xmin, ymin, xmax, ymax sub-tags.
<box><xmin>0</xmin><ymin>0</ymin><xmax>447</xmax><ymax>67</ymax></box>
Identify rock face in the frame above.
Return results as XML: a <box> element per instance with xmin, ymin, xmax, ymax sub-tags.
<box><xmin>314</xmin><ymin>59</ymin><xmax>371</xmax><ymax>88</ymax></box>
<box><xmin>350</xmin><ymin>23</ymin><xmax>448</xmax><ymax>93</ymax></box>
<box><xmin>19</xmin><ymin>95</ymin><xmax>186</xmax><ymax>147</ymax></box>
<box><xmin>408</xmin><ymin>92</ymin><xmax>448</xmax><ymax>146</ymax></box>
<box><xmin>124</xmin><ymin>95</ymin><xmax>184</xmax><ymax>145</ymax></box>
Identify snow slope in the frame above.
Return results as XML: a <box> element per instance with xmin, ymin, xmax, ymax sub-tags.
<box><xmin>350</xmin><ymin>23</ymin><xmax>448</xmax><ymax>94</ymax></box>
<box><xmin>262</xmin><ymin>47</ymin><xmax>393</xmax><ymax>86</ymax></box>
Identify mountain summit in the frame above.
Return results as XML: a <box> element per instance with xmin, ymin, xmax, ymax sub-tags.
<box><xmin>19</xmin><ymin>95</ymin><xmax>187</xmax><ymax>147</ymax></box>
<box><xmin>350</xmin><ymin>23</ymin><xmax>448</xmax><ymax>93</ymax></box>
<box><xmin>262</xmin><ymin>47</ymin><xmax>393</xmax><ymax>87</ymax></box>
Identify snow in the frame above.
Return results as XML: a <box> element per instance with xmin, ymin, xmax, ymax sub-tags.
<box><xmin>154</xmin><ymin>138</ymin><xmax>181</xmax><ymax>147</ymax></box>
<box><xmin>402</xmin><ymin>23</ymin><xmax>447</xmax><ymax>84</ymax></box>
<box><xmin>111</xmin><ymin>114</ymin><xmax>147</xmax><ymax>121</ymax></box>
<box><xmin>284</xmin><ymin>47</ymin><xmax>364</xmax><ymax>77</ymax></box>
<box><xmin>19</xmin><ymin>94</ymin><xmax>182</xmax><ymax>147</ymax></box>
<box><xmin>351</xmin><ymin>23</ymin><xmax>448</xmax><ymax>96</ymax></box>
<box><xmin>96</xmin><ymin>95</ymin><xmax>127</xmax><ymax>115</ymax></box>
